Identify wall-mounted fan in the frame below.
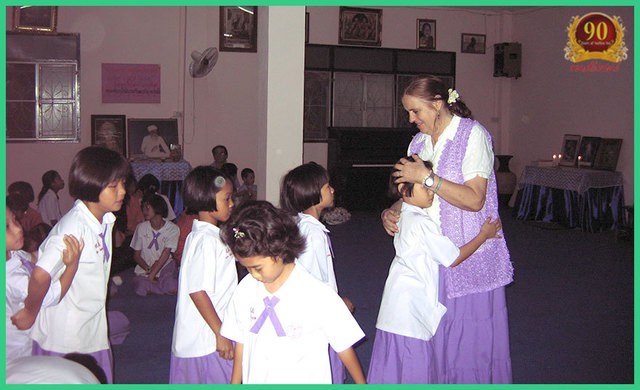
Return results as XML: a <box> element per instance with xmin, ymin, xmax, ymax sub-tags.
<box><xmin>189</xmin><ymin>47</ymin><xmax>218</xmax><ymax>78</ymax></box>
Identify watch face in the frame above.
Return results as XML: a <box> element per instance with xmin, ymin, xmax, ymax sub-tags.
<box><xmin>425</xmin><ymin>176</ymin><xmax>434</xmax><ymax>187</ymax></box>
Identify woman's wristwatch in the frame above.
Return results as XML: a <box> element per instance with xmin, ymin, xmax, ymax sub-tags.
<box><xmin>423</xmin><ymin>171</ymin><xmax>435</xmax><ymax>188</ymax></box>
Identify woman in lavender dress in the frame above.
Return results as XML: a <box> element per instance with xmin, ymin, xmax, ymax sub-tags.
<box><xmin>371</xmin><ymin>75</ymin><xmax>513</xmax><ymax>384</ymax></box>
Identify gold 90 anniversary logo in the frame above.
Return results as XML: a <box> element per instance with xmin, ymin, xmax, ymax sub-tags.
<box><xmin>564</xmin><ymin>12</ymin><xmax>628</xmax><ymax>63</ymax></box>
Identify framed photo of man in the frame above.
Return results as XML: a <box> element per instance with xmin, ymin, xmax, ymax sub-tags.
<box><xmin>13</xmin><ymin>6</ymin><xmax>57</xmax><ymax>32</ymax></box>
<box><xmin>127</xmin><ymin>118</ymin><xmax>179</xmax><ymax>161</ymax></box>
<box><xmin>91</xmin><ymin>115</ymin><xmax>127</xmax><ymax>157</ymax></box>
<box><xmin>461</xmin><ymin>33</ymin><xmax>486</xmax><ymax>54</ymax></box>
<box><xmin>417</xmin><ymin>19</ymin><xmax>436</xmax><ymax>50</ymax></box>
<box><xmin>219</xmin><ymin>6</ymin><xmax>258</xmax><ymax>52</ymax></box>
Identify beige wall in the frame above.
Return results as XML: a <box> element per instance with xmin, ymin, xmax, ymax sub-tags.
<box><xmin>5</xmin><ymin>6</ymin><xmax>634</xmax><ymax>212</ymax></box>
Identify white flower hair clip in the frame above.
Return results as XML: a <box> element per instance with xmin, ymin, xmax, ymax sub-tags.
<box><xmin>233</xmin><ymin>228</ymin><xmax>245</xmax><ymax>239</ymax></box>
<box><xmin>214</xmin><ymin>176</ymin><xmax>226</xmax><ymax>188</ymax></box>
<box><xmin>447</xmin><ymin>88</ymin><xmax>460</xmax><ymax>104</ymax></box>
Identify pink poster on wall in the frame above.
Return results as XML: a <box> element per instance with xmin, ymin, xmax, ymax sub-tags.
<box><xmin>102</xmin><ymin>63</ymin><xmax>161</xmax><ymax>103</ymax></box>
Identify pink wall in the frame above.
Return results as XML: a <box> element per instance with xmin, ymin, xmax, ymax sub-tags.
<box><xmin>5</xmin><ymin>6</ymin><xmax>634</xmax><ymax>212</ymax></box>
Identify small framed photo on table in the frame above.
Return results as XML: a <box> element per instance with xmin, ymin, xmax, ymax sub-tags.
<box><xmin>417</xmin><ymin>19</ymin><xmax>436</xmax><ymax>50</ymax></box>
<box><xmin>219</xmin><ymin>6</ymin><xmax>258</xmax><ymax>52</ymax></box>
<box><xmin>559</xmin><ymin>134</ymin><xmax>581</xmax><ymax>167</ymax></box>
<box><xmin>91</xmin><ymin>115</ymin><xmax>127</xmax><ymax>157</ymax></box>
<box><xmin>338</xmin><ymin>6</ymin><xmax>382</xmax><ymax>47</ymax></box>
<box><xmin>576</xmin><ymin>136</ymin><xmax>601</xmax><ymax>167</ymax></box>
<box><xmin>593</xmin><ymin>138</ymin><xmax>622</xmax><ymax>171</ymax></box>
<box><xmin>127</xmin><ymin>118</ymin><xmax>179</xmax><ymax>161</ymax></box>
<box><xmin>461</xmin><ymin>33</ymin><xmax>486</xmax><ymax>54</ymax></box>
<box><xmin>13</xmin><ymin>6</ymin><xmax>58</xmax><ymax>32</ymax></box>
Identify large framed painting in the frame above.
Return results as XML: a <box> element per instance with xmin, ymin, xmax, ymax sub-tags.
<box><xmin>338</xmin><ymin>7</ymin><xmax>382</xmax><ymax>47</ymax></box>
<box><xmin>91</xmin><ymin>115</ymin><xmax>126</xmax><ymax>156</ymax></box>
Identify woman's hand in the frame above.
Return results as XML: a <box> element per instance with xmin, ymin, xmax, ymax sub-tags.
<box><xmin>381</xmin><ymin>208</ymin><xmax>400</xmax><ymax>236</ymax></box>
<box><xmin>392</xmin><ymin>154</ymin><xmax>431</xmax><ymax>184</ymax></box>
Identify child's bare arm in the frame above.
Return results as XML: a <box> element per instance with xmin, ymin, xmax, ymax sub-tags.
<box><xmin>337</xmin><ymin>347</ymin><xmax>367</xmax><ymax>384</ymax></box>
<box><xmin>11</xmin><ymin>266</ymin><xmax>51</xmax><ymax>330</ymax></box>
<box><xmin>148</xmin><ymin>248</ymin><xmax>172</xmax><ymax>280</ymax></box>
<box><xmin>58</xmin><ymin>234</ymin><xmax>84</xmax><ymax>299</ymax></box>
<box><xmin>133</xmin><ymin>250</ymin><xmax>150</xmax><ymax>273</ymax></box>
<box><xmin>230</xmin><ymin>343</ymin><xmax>244</xmax><ymax>384</ymax></box>
<box><xmin>451</xmin><ymin>217</ymin><xmax>502</xmax><ymax>267</ymax></box>
<box><xmin>189</xmin><ymin>291</ymin><xmax>234</xmax><ymax>360</ymax></box>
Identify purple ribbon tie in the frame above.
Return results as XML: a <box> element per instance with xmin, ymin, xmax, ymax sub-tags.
<box><xmin>250</xmin><ymin>296</ymin><xmax>286</xmax><ymax>337</ymax></box>
<box><xmin>98</xmin><ymin>225</ymin><xmax>110</xmax><ymax>263</ymax></box>
<box><xmin>18</xmin><ymin>254</ymin><xmax>35</xmax><ymax>273</ymax></box>
<box><xmin>408</xmin><ymin>133</ymin><xmax>425</xmax><ymax>156</ymax></box>
<box><xmin>147</xmin><ymin>231</ymin><xmax>161</xmax><ymax>251</ymax></box>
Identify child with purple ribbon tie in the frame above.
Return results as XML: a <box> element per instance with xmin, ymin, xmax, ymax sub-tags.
<box><xmin>169</xmin><ymin>166</ymin><xmax>237</xmax><ymax>384</ymax></box>
<box><xmin>219</xmin><ymin>201</ymin><xmax>366</xmax><ymax>384</ymax></box>
<box><xmin>6</xmin><ymin>204</ymin><xmax>83</xmax><ymax>363</ymax></box>
<box><xmin>130</xmin><ymin>193</ymin><xmax>179</xmax><ymax>296</ymax></box>
<box><xmin>11</xmin><ymin>147</ymin><xmax>130</xmax><ymax>383</ymax></box>
<box><xmin>279</xmin><ymin>162</ymin><xmax>354</xmax><ymax>383</ymax></box>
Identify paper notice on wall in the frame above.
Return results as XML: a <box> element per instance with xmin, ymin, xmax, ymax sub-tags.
<box><xmin>102</xmin><ymin>63</ymin><xmax>161</xmax><ymax>103</ymax></box>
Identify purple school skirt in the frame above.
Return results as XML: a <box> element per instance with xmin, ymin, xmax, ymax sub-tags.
<box><xmin>133</xmin><ymin>261</ymin><xmax>178</xmax><ymax>296</ymax></box>
<box><xmin>368</xmin><ymin>275</ymin><xmax>512</xmax><ymax>384</ymax></box>
<box><xmin>107</xmin><ymin>310</ymin><xmax>131</xmax><ymax>345</ymax></box>
<box><xmin>329</xmin><ymin>347</ymin><xmax>345</xmax><ymax>384</ymax></box>
<box><xmin>32</xmin><ymin>341</ymin><xmax>113</xmax><ymax>384</ymax></box>
<box><xmin>169</xmin><ymin>351</ymin><xmax>233</xmax><ymax>384</ymax></box>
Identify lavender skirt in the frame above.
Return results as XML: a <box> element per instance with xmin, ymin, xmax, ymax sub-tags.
<box><xmin>32</xmin><ymin>342</ymin><xmax>113</xmax><ymax>384</ymax></box>
<box><xmin>368</xmin><ymin>270</ymin><xmax>512</xmax><ymax>384</ymax></box>
<box><xmin>329</xmin><ymin>347</ymin><xmax>345</xmax><ymax>384</ymax></box>
<box><xmin>169</xmin><ymin>351</ymin><xmax>233</xmax><ymax>384</ymax></box>
<box><xmin>133</xmin><ymin>261</ymin><xmax>178</xmax><ymax>296</ymax></box>
<box><xmin>107</xmin><ymin>310</ymin><xmax>131</xmax><ymax>345</ymax></box>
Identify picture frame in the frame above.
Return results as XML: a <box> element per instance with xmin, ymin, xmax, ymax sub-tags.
<box><xmin>576</xmin><ymin>136</ymin><xmax>602</xmax><ymax>168</ymax></box>
<box><xmin>461</xmin><ymin>33</ymin><xmax>486</xmax><ymax>54</ymax></box>
<box><xmin>592</xmin><ymin>138</ymin><xmax>622</xmax><ymax>171</ymax></box>
<box><xmin>338</xmin><ymin>6</ymin><xmax>382</xmax><ymax>47</ymax></box>
<box><xmin>13</xmin><ymin>6</ymin><xmax>57</xmax><ymax>33</ymax></box>
<box><xmin>305</xmin><ymin>12</ymin><xmax>310</xmax><ymax>44</ymax></box>
<box><xmin>416</xmin><ymin>19</ymin><xmax>436</xmax><ymax>50</ymax></box>
<box><xmin>559</xmin><ymin>134</ymin><xmax>581</xmax><ymax>167</ymax></box>
<box><xmin>91</xmin><ymin>115</ymin><xmax>127</xmax><ymax>157</ymax></box>
<box><xmin>127</xmin><ymin>118</ymin><xmax>179</xmax><ymax>161</ymax></box>
<box><xmin>219</xmin><ymin>6</ymin><xmax>258</xmax><ymax>52</ymax></box>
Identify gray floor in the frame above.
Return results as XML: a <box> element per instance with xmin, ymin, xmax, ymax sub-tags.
<box><xmin>108</xmin><ymin>207</ymin><xmax>634</xmax><ymax>384</ymax></box>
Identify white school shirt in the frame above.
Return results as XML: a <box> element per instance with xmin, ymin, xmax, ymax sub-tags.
<box><xmin>221</xmin><ymin>265</ymin><xmax>365</xmax><ymax>384</ymax></box>
<box><xmin>409</xmin><ymin>115</ymin><xmax>494</xmax><ymax>228</ymax></box>
<box><xmin>38</xmin><ymin>189</ymin><xmax>62</xmax><ymax>226</ymax></box>
<box><xmin>295</xmin><ymin>213</ymin><xmax>338</xmax><ymax>292</ymax></box>
<box><xmin>130</xmin><ymin>220</ymin><xmax>179</xmax><ymax>276</ymax></box>
<box><xmin>171</xmin><ymin>220</ymin><xmax>238</xmax><ymax>358</ymax></box>
<box><xmin>376</xmin><ymin>202</ymin><xmax>460</xmax><ymax>341</ymax></box>
<box><xmin>158</xmin><ymin>193</ymin><xmax>177</xmax><ymax>221</ymax></box>
<box><xmin>5</xmin><ymin>251</ymin><xmax>61</xmax><ymax>362</ymax></box>
<box><xmin>6</xmin><ymin>356</ymin><xmax>101</xmax><ymax>384</ymax></box>
<box><xmin>31</xmin><ymin>199</ymin><xmax>115</xmax><ymax>354</ymax></box>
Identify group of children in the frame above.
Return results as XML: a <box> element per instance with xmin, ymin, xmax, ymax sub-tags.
<box><xmin>6</xmin><ymin>145</ymin><xmax>502</xmax><ymax>384</ymax></box>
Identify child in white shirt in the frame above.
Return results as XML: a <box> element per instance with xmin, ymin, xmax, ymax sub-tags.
<box><xmin>37</xmin><ymin>170</ymin><xmax>64</xmax><ymax>226</ymax></box>
<box><xmin>5</xmin><ymin>205</ymin><xmax>82</xmax><ymax>364</ymax></box>
<box><xmin>219</xmin><ymin>201</ymin><xmax>367</xmax><ymax>384</ymax></box>
<box><xmin>169</xmin><ymin>166</ymin><xmax>237</xmax><ymax>384</ymax></box>
<box><xmin>130</xmin><ymin>193</ymin><xmax>180</xmax><ymax>296</ymax></box>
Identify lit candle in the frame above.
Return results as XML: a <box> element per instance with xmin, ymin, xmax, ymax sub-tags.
<box><xmin>558</xmin><ymin>154</ymin><xmax>562</xmax><ymax>159</ymax></box>
<box><xmin>553</xmin><ymin>154</ymin><xmax>557</xmax><ymax>160</ymax></box>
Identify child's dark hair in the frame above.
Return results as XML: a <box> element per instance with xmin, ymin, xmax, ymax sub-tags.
<box><xmin>241</xmin><ymin>168</ymin><xmax>254</xmax><ymax>180</ymax></box>
<box><xmin>7</xmin><ymin>193</ymin><xmax>28</xmax><ymax>216</ymax></box>
<box><xmin>279</xmin><ymin>162</ymin><xmax>330</xmax><ymax>214</ymax></box>
<box><xmin>137</xmin><ymin>174</ymin><xmax>161</xmax><ymax>197</ymax></box>
<box><xmin>8</xmin><ymin>181</ymin><xmax>36</xmax><ymax>203</ymax></box>
<box><xmin>220</xmin><ymin>200</ymin><xmax>305</xmax><ymax>264</ymax></box>
<box><xmin>182</xmin><ymin>166</ymin><xmax>229</xmax><ymax>213</ymax></box>
<box><xmin>38</xmin><ymin>170</ymin><xmax>61</xmax><ymax>203</ymax></box>
<box><xmin>68</xmin><ymin>147</ymin><xmax>130</xmax><ymax>202</ymax></box>
<box><xmin>23</xmin><ymin>223</ymin><xmax>53</xmax><ymax>253</ymax></box>
<box><xmin>142</xmin><ymin>193</ymin><xmax>169</xmax><ymax>219</ymax></box>
<box><xmin>221</xmin><ymin>163</ymin><xmax>238</xmax><ymax>178</ymax></box>
<box><xmin>63</xmin><ymin>353</ymin><xmax>108</xmax><ymax>384</ymax></box>
<box><xmin>388</xmin><ymin>156</ymin><xmax>433</xmax><ymax>200</ymax></box>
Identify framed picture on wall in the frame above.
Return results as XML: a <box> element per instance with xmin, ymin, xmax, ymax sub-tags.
<box><xmin>559</xmin><ymin>134</ymin><xmax>581</xmax><ymax>166</ymax></box>
<box><xmin>576</xmin><ymin>136</ymin><xmax>601</xmax><ymax>167</ymax></box>
<box><xmin>127</xmin><ymin>118</ymin><xmax>179</xmax><ymax>161</ymax></box>
<box><xmin>13</xmin><ymin>6</ymin><xmax>57</xmax><ymax>32</ymax></box>
<box><xmin>219</xmin><ymin>6</ymin><xmax>258</xmax><ymax>52</ymax></box>
<box><xmin>338</xmin><ymin>6</ymin><xmax>382</xmax><ymax>47</ymax></box>
<box><xmin>91</xmin><ymin>115</ymin><xmax>127</xmax><ymax>157</ymax></box>
<box><xmin>461</xmin><ymin>33</ymin><xmax>486</xmax><ymax>54</ymax></box>
<box><xmin>416</xmin><ymin>19</ymin><xmax>436</xmax><ymax>50</ymax></box>
<box><xmin>592</xmin><ymin>138</ymin><xmax>622</xmax><ymax>171</ymax></box>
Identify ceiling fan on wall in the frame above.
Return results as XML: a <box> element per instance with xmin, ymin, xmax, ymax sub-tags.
<box><xmin>189</xmin><ymin>46</ymin><xmax>218</xmax><ymax>78</ymax></box>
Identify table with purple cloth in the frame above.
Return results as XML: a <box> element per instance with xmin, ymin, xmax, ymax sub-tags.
<box><xmin>516</xmin><ymin>165</ymin><xmax>624</xmax><ymax>232</ymax></box>
<box><xmin>130</xmin><ymin>159</ymin><xmax>192</xmax><ymax>218</ymax></box>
